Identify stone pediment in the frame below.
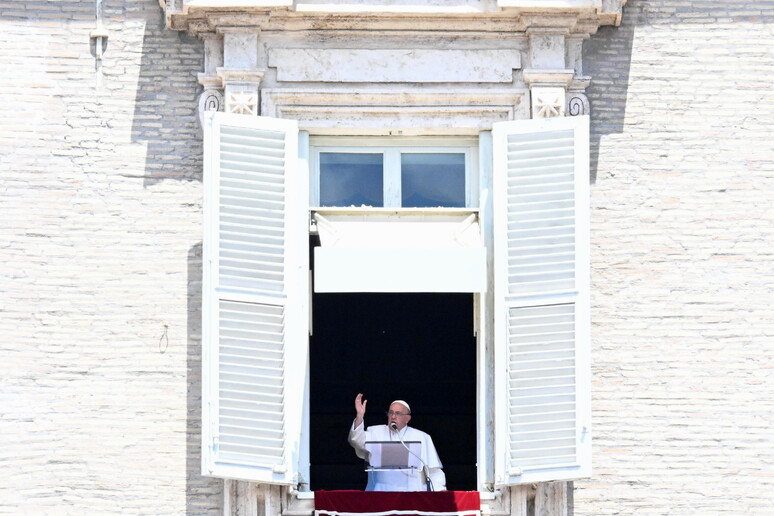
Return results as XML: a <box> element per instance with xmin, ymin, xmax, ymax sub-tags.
<box><xmin>162</xmin><ymin>1</ymin><xmax>626</xmax><ymax>37</ymax></box>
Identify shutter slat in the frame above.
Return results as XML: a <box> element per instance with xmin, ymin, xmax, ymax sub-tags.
<box><xmin>221</xmin><ymin>408</ymin><xmax>284</xmax><ymax>421</ymax></box>
<box><xmin>219</xmin><ymin>443</ymin><xmax>284</xmax><ymax>457</ymax></box>
<box><xmin>219</xmin><ymin>349</ymin><xmax>283</xmax><ymax>362</ymax></box>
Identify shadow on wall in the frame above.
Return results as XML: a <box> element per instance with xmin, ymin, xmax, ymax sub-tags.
<box><xmin>583</xmin><ymin>0</ymin><xmax>637</xmax><ymax>183</ymax></box>
<box><xmin>584</xmin><ymin>0</ymin><xmax>764</xmax><ymax>182</ymax></box>
<box><xmin>131</xmin><ymin>1</ymin><xmax>204</xmax><ymax>188</ymax></box>
<box><xmin>187</xmin><ymin>242</ymin><xmax>222</xmax><ymax>515</ymax></box>
<box><xmin>123</xmin><ymin>1</ymin><xmax>217</xmax><ymax>514</ymax></box>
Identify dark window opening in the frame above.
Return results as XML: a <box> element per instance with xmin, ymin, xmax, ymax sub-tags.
<box><xmin>309</xmin><ymin>291</ymin><xmax>477</xmax><ymax>491</ymax></box>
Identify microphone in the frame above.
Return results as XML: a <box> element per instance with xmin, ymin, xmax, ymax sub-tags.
<box><xmin>390</xmin><ymin>422</ymin><xmax>398</xmax><ymax>431</ymax></box>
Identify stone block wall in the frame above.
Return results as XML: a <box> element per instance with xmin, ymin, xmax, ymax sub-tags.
<box><xmin>1</xmin><ymin>1</ymin><xmax>772</xmax><ymax>515</ymax></box>
<box><xmin>579</xmin><ymin>1</ymin><xmax>773</xmax><ymax>514</ymax></box>
<box><xmin>0</xmin><ymin>1</ymin><xmax>221</xmax><ymax>514</ymax></box>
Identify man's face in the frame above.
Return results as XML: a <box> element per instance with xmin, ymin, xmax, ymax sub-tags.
<box><xmin>386</xmin><ymin>402</ymin><xmax>412</xmax><ymax>431</ymax></box>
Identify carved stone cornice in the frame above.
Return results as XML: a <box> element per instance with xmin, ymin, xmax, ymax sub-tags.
<box><xmin>522</xmin><ymin>69</ymin><xmax>576</xmax><ymax>88</ymax></box>
<box><xmin>570</xmin><ymin>76</ymin><xmax>592</xmax><ymax>91</ymax></box>
<box><xmin>197</xmin><ymin>72</ymin><xmax>221</xmax><ymax>89</ymax></box>
<box><xmin>176</xmin><ymin>1</ymin><xmax>618</xmax><ymax>121</ymax></box>
<box><xmin>162</xmin><ymin>1</ymin><xmax>627</xmax><ymax>38</ymax></box>
<box><xmin>262</xmin><ymin>88</ymin><xmax>528</xmax><ymax>135</ymax></box>
<box><xmin>216</xmin><ymin>68</ymin><xmax>264</xmax><ymax>86</ymax></box>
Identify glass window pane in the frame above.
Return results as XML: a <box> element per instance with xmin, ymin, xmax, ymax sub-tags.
<box><xmin>319</xmin><ymin>153</ymin><xmax>383</xmax><ymax>207</ymax></box>
<box><xmin>401</xmin><ymin>153</ymin><xmax>466</xmax><ymax>208</ymax></box>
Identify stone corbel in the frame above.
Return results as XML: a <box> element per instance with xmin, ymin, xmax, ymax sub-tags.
<box><xmin>198</xmin><ymin>89</ymin><xmax>224</xmax><ymax>125</ymax></box>
<box><xmin>564</xmin><ymin>33</ymin><xmax>591</xmax><ymax>117</ymax></box>
<box><xmin>567</xmin><ymin>76</ymin><xmax>591</xmax><ymax>117</ymax></box>
<box><xmin>197</xmin><ymin>33</ymin><xmax>225</xmax><ymax>122</ymax></box>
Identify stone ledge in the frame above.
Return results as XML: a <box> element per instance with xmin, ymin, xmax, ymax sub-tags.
<box><xmin>261</xmin><ymin>88</ymin><xmax>528</xmax><ymax>134</ymax></box>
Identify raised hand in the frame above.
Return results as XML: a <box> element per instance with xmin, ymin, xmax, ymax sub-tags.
<box><xmin>354</xmin><ymin>393</ymin><xmax>367</xmax><ymax>427</ymax></box>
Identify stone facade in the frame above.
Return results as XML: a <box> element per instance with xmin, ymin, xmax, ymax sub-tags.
<box><xmin>0</xmin><ymin>1</ymin><xmax>221</xmax><ymax>513</ymax></box>
<box><xmin>579</xmin><ymin>3</ymin><xmax>774</xmax><ymax>514</ymax></box>
<box><xmin>0</xmin><ymin>1</ymin><xmax>772</xmax><ymax>515</ymax></box>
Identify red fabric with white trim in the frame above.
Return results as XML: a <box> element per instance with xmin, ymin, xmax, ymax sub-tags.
<box><xmin>313</xmin><ymin>490</ymin><xmax>481</xmax><ymax>516</ymax></box>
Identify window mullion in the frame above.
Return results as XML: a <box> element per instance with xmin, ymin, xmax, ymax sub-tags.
<box><xmin>466</xmin><ymin>147</ymin><xmax>478</xmax><ymax>208</ymax></box>
<box><xmin>383</xmin><ymin>148</ymin><xmax>401</xmax><ymax>207</ymax></box>
<box><xmin>310</xmin><ymin>148</ymin><xmax>320</xmax><ymax>207</ymax></box>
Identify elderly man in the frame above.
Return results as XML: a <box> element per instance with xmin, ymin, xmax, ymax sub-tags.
<box><xmin>348</xmin><ymin>393</ymin><xmax>446</xmax><ymax>492</ymax></box>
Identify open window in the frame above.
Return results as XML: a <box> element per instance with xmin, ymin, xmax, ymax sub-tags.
<box><xmin>308</xmin><ymin>292</ymin><xmax>478</xmax><ymax>491</ymax></box>
<box><xmin>200</xmin><ymin>112</ymin><xmax>591</xmax><ymax>491</ymax></box>
<box><xmin>307</xmin><ymin>138</ymin><xmax>484</xmax><ymax>491</ymax></box>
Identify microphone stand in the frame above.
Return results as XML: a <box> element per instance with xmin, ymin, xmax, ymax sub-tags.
<box><xmin>391</xmin><ymin>422</ymin><xmax>433</xmax><ymax>492</ymax></box>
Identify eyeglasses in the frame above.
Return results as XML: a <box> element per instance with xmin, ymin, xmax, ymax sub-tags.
<box><xmin>386</xmin><ymin>411</ymin><xmax>410</xmax><ymax>417</ymax></box>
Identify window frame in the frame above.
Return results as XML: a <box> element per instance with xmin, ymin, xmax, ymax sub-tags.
<box><xmin>201</xmin><ymin>117</ymin><xmax>591</xmax><ymax>494</ymax></box>
<box><xmin>310</xmin><ymin>136</ymin><xmax>480</xmax><ymax>209</ymax></box>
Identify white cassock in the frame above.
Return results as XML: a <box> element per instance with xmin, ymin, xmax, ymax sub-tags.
<box><xmin>349</xmin><ymin>422</ymin><xmax>447</xmax><ymax>492</ymax></box>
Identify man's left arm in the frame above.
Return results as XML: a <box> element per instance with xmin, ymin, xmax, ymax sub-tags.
<box><xmin>427</xmin><ymin>466</ymin><xmax>446</xmax><ymax>491</ymax></box>
<box><xmin>421</xmin><ymin>433</ymin><xmax>447</xmax><ymax>491</ymax></box>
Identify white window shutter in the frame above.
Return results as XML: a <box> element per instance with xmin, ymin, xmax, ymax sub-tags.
<box><xmin>492</xmin><ymin>115</ymin><xmax>591</xmax><ymax>485</ymax></box>
<box><xmin>201</xmin><ymin>112</ymin><xmax>308</xmax><ymax>485</ymax></box>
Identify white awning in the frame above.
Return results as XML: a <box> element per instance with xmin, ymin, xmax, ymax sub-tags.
<box><xmin>312</xmin><ymin>209</ymin><xmax>487</xmax><ymax>293</ymax></box>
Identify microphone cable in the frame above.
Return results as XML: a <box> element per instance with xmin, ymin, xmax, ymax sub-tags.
<box><xmin>391</xmin><ymin>422</ymin><xmax>434</xmax><ymax>491</ymax></box>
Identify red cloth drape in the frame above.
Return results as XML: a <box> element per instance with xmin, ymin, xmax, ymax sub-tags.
<box><xmin>313</xmin><ymin>490</ymin><xmax>481</xmax><ymax>516</ymax></box>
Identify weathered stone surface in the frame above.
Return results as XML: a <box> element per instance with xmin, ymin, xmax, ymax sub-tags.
<box><xmin>268</xmin><ymin>48</ymin><xmax>521</xmax><ymax>83</ymax></box>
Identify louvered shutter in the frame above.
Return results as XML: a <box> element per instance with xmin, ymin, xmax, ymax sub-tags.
<box><xmin>492</xmin><ymin>115</ymin><xmax>591</xmax><ymax>485</ymax></box>
<box><xmin>201</xmin><ymin>112</ymin><xmax>308</xmax><ymax>484</ymax></box>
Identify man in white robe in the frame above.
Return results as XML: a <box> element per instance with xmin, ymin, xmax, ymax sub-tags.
<box><xmin>348</xmin><ymin>394</ymin><xmax>447</xmax><ymax>492</ymax></box>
